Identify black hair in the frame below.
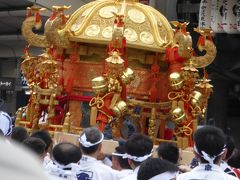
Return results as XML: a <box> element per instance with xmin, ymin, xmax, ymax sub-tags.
<box><xmin>23</xmin><ymin>137</ymin><xmax>46</xmax><ymax>156</ymax></box>
<box><xmin>31</xmin><ymin>130</ymin><xmax>53</xmax><ymax>151</ymax></box>
<box><xmin>0</xmin><ymin>129</ymin><xmax>3</xmax><ymax>136</ymax></box>
<box><xmin>11</xmin><ymin>126</ymin><xmax>29</xmax><ymax>143</ymax></box>
<box><xmin>114</xmin><ymin>144</ymin><xmax>131</xmax><ymax>169</ymax></box>
<box><xmin>225</xmin><ymin>135</ymin><xmax>235</xmax><ymax>160</ymax></box>
<box><xmin>137</xmin><ymin>158</ymin><xmax>178</xmax><ymax>180</ymax></box>
<box><xmin>157</xmin><ymin>142</ymin><xmax>179</xmax><ymax>164</ymax></box>
<box><xmin>125</xmin><ymin>133</ymin><xmax>153</xmax><ymax>167</ymax></box>
<box><xmin>194</xmin><ymin>126</ymin><xmax>225</xmax><ymax>164</ymax></box>
<box><xmin>53</xmin><ymin>142</ymin><xmax>82</xmax><ymax>165</ymax></box>
<box><xmin>228</xmin><ymin>149</ymin><xmax>240</xmax><ymax>169</ymax></box>
<box><xmin>80</xmin><ymin>127</ymin><xmax>103</xmax><ymax>155</ymax></box>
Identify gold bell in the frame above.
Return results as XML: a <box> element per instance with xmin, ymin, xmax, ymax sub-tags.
<box><xmin>172</xmin><ymin>107</ymin><xmax>186</xmax><ymax>124</ymax></box>
<box><xmin>121</xmin><ymin>68</ymin><xmax>135</xmax><ymax>84</ymax></box>
<box><xmin>169</xmin><ymin>72</ymin><xmax>183</xmax><ymax>90</ymax></box>
<box><xmin>91</xmin><ymin>76</ymin><xmax>108</xmax><ymax>94</ymax></box>
<box><xmin>112</xmin><ymin>100</ymin><xmax>127</xmax><ymax>117</ymax></box>
<box><xmin>191</xmin><ymin>91</ymin><xmax>202</xmax><ymax>107</ymax></box>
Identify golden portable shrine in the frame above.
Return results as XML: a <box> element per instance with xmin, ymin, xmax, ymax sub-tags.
<box><xmin>16</xmin><ymin>0</ymin><xmax>217</xmax><ymax>149</ymax></box>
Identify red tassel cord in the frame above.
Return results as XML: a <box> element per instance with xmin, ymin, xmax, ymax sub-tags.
<box><xmin>35</xmin><ymin>11</ymin><xmax>41</xmax><ymax>23</ymax></box>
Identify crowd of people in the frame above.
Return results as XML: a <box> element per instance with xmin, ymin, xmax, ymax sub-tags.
<box><xmin>1</xmin><ymin>111</ymin><xmax>240</xmax><ymax>180</ymax></box>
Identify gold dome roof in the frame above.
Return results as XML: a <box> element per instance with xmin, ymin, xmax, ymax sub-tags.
<box><xmin>60</xmin><ymin>0</ymin><xmax>174</xmax><ymax>52</ymax></box>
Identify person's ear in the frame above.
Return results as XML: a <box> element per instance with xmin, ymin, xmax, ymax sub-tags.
<box><xmin>98</xmin><ymin>143</ymin><xmax>102</xmax><ymax>152</ymax></box>
<box><xmin>193</xmin><ymin>151</ymin><xmax>200</xmax><ymax>160</ymax></box>
<box><xmin>128</xmin><ymin>159</ymin><xmax>134</xmax><ymax>169</ymax></box>
<box><xmin>221</xmin><ymin>148</ymin><xmax>228</xmax><ymax>161</ymax></box>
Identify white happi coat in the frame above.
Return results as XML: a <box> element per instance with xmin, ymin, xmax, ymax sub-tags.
<box><xmin>177</xmin><ymin>164</ymin><xmax>239</xmax><ymax>180</ymax></box>
<box><xmin>220</xmin><ymin>161</ymin><xmax>238</xmax><ymax>177</ymax></box>
<box><xmin>120</xmin><ymin>166</ymin><xmax>139</xmax><ymax>180</ymax></box>
<box><xmin>117</xmin><ymin>169</ymin><xmax>133</xmax><ymax>179</ymax></box>
<box><xmin>76</xmin><ymin>155</ymin><xmax>120</xmax><ymax>180</ymax></box>
<box><xmin>45</xmin><ymin>162</ymin><xmax>79</xmax><ymax>180</ymax></box>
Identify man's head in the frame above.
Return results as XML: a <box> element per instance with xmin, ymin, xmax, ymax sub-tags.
<box><xmin>137</xmin><ymin>158</ymin><xmax>178</xmax><ymax>180</ymax></box>
<box><xmin>11</xmin><ymin>126</ymin><xmax>29</xmax><ymax>143</ymax></box>
<box><xmin>193</xmin><ymin>126</ymin><xmax>225</xmax><ymax>164</ymax></box>
<box><xmin>112</xmin><ymin>143</ymin><xmax>131</xmax><ymax>170</ymax></box>
<box><xmin>223</xmin><ymin>135</ymin><xmax>235</xmax><ymax>161</ymax></box>
<box><xmin>125</xmin><ymin>133</ymin><xmax>153</xmax><ymax>169</ymax></box>
<box><xmin>157</xmin><ymin>142</ymin><xmax>179</xmax><ymax>164</ymax></box>
<box><xmin>23</xmin><ymin>137</ymin><xmax>46</xmax><ymax>160</ymax></box>
<box><xmin>79</xmin><ymin>127</ymin><xmax>104</xmax><ymax>156</ymax></box>
<box><xmin>31</xmin><ymin>130</ymin><xmax>53</xmax><ymax>152</ymax></box>
<box><xmin>53</xmin><ymin>142</ymin><xmax>82</xmax><ymax>166</ymax></box>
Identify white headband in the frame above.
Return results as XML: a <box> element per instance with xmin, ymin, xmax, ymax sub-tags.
<box><xmin>123</xmin><ymin>151</ymin><xmax>152</xmax><ymax>162</ymax></box>
<box><xmin>112</xmin><ymin>152</ymin><xmax>125</xmax><ymax>157</ymax></box>
<box><xmin>53</xmin><ymin>160</ymin><xmax>73</xmax><ymax>170</ymax></box>
<box><xmin>79</xmin><ymin>133</ymin><xmax>104</xmax><ymax>148</ymax></box>
<box><xmin>194</xmin><ymin>144</ymin><xmax>226</xmax><ymax>165</ymax></box>
<box><xmin>149</xmin><ymin>171</ymin><xmax>177</xmax><ymax>180</ymax></box>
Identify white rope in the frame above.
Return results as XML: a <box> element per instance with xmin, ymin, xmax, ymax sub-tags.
<box><xmin>194</xmin><ymin>144</ymin><xmax>225</xmax><ymax>166</ymax></box>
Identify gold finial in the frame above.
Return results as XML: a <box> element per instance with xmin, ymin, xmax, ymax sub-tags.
<box><xmin>15</xmin><ymin>108</ymin><xmax>23</xmax><ymax>126</ymax></box>
<box><xmin>63</xmin><ymin>112</ymin><xmax>71</xmax><ymax>133</ymax></box>
<box><xmin>52</xmin><ymin>5</ymin><xmax>71</xmax><ymax>11</ymax></box>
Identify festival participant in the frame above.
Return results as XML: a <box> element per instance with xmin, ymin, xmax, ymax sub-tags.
<box><xmin>157</xmin><ymin>142</ymin><xmax>191</xmax><ymax>173</ymax></box>
<box><xmin>31</xmin><ymin>130</ymin><xmax>53</xmax><ymax>167</ymax></box>
<box><xmin>177</xmin><ymin>126</ymin><xmax>238</xmax><ymax>180</ymax></box>
<box><xmin>23</xmin><ymin>137</ymin><xmax>47</xmax><ymax>162</ymax></box>
<box><xmin>220</xmin><ymin>135</ymin><xmax>238</xmax><ymax>177</ymax></box>
<box><xmin>47</xmin><ymin>142</ymin><xmax>82</xmax><ymax>180</ymax></box>
<box><xmin>121</xmin><ymin>133</ymin><xmax>153</xmax><ymax>180</ymax></box>
<box><xmin>137</xmin><ymin>158</ymin><xmax>178</xmax><ymax>180</ymax></box>
<box><xmin>157</xmin><ymin>142</ymin><xmax>180</xmax><ymax>164</ymax></box>
<box><xmin>77</xmin><ymin>127</ymin><xmax>120</xmax><ymax>180</ymax></box>
<box><xmin>112</xmin><ymin>143</ymin><xmax>133</xmax><ymax>179</ymax></box>
<box><xmin>11</xmin><ymin>126</ymin><xmax>29</xmax><ymax>143</ymax></box>
<box><xmin>0</xmin><ymin>137</ymin><xmax>53</xmax><ymax>180</ymax></box>
<box><xmin>0</xmin><ymin>111</ymin><xmax>12</xmax><ymax>136</ymax></box>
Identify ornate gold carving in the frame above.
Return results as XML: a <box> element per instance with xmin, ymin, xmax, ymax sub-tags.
<box><xmin>102</xmin><ymin>26</ymin><xmax>113</xmax><ymax>39</ymax></box>
<box><xmin>99</xmin><ymin>6</ymin><xmax>118</xmax><ymax>18</ymax></box>
<box><xmin>128</xmin><ymin>9</ymin><xmax>145</xmax><ymax>24</ymax></box>
<box><xmin>82</xmin><ymin>7</ymin><xmax>94</xmax><ymax>17</ymax></box>
<box><xmin>21</xmin><ymin>16</ymin><xmax>49</xmax><ymax>48</ymax></box>
<box><xmin>45</xmin><ymin>16</ymin><xmax>70</xmax><ymax>48</ymax></box>
<box><xmin>71</xmin><ymin>24</ymin><xmax>81</xmax><ymax>32</ymax></box>
<box><xmin>85</xmin><ymin>24</ymin><xmax>101</xmax><ymax>37</ymax></box>
<box><xmin>124</xmin><ymin>28</ymin><xmax>138</xmax><ymax>42</ymax></box>
<box><xmin>140</xmin><ymin>31</ymin><xmax>154</xmax><ymax>44</ymax></box>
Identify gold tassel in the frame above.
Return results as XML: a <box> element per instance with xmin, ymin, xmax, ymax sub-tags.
<box><xmin>109</xmin><ymin>93</ymin><xmax>120</xmax><ymax>109</ymax></box>
<box><xmin>90</xmin><ymin>107</ymin><xmax>98</xmax><ymax>126</ymax></box>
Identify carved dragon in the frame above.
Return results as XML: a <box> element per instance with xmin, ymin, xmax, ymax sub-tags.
<box><xmin>22</xmin><ymin>15</ymin><xmax>50</xmax><ymax>48</ymax></box>
<box><xmin>192</xmin><ymin>28</ymin><xmax>217</xmax><ymax>68</ymax></box>
<box><xmin>44</xmin><ymin>6</ymin><xmax>71</xmax><ymax>49</ymax></box>
<box><xmin>171</xmin><ymin>21</ymin><xmax>192</xmax><ymax>59</ymax></box>
<box><xmin>22</xmin><ymin>6</ymin><xmax>70</xmax><ymax>49</ymax></box>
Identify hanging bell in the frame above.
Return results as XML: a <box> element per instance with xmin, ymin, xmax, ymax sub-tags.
<box><xmin>169</xmin><ymin>72</ymin><xmax>183</xmax><ymax>90</ymax></box>
<box><xmin>191</xmin><ymin>91</ymin><xmax>203</xmax><ymax>107</ymax></box>
<box><xmin>171</xmin><ymin>107</ymin><xmax>186</xmax><ymax>124</ymax></box>
<box><xmin>121</xmin><ymin>68</ymin><xmax>135</xmax><ymax>84</ymax></box>
<box><xmin>112</xmin><ymin>100</ymin><xmax>127</xmax><ymax>117</ymax></box>
<box><xmin>91</xmin><ymin>76</ymin><xmax>108</xmax><ymax>94</ymax></box>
